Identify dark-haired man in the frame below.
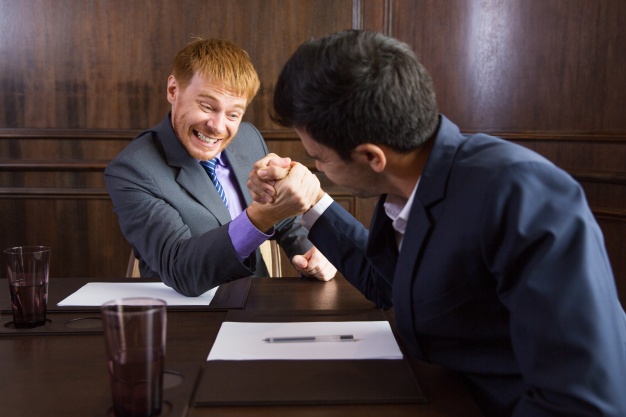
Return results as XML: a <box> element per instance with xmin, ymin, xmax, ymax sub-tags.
<box><xmin>250</xmin><ymin>30</ymin><xmax>626</xmax><ymax>416</ymax></box>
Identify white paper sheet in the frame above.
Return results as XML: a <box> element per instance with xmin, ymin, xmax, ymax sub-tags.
<box><xmin>57</xmin><ymin>282</ymin><xmax>217</xmax><ymax>306</ymax></box>
<box><xmin>207</xmin><ymin>321</ymin><xmax>404</xmax><ymax>361</ymax></box>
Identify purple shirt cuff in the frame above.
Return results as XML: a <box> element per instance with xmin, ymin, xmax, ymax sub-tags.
<box><xmin>228</xmin><ymin>210</ymin><xmax>274</xmax><ymax>261</ymax></box>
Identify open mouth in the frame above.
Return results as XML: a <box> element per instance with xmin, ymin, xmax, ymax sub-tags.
<box><xmin>194</xmin><ymin>129</ymin><xmax>221</xmax><ymax>144</ymax></box>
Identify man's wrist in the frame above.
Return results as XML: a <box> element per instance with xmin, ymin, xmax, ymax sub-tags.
<box><xmin>302</xmin><ymin>192</ymin><xmax>333</xmax><ymax>230</ymax></box>
<box><xmin>246</xmin><ymin>202</ymin><xmax>278</xmax><ymax>233</ymax></box>
<box><xmin>229</xmin><ymin>211</ymin><xmax>274</xmax><ymax>261</ymax></box>
<box><xmin>314</xmin><ymin>188</ymin><xmax>325</xmax><ymax>206</ymax></box>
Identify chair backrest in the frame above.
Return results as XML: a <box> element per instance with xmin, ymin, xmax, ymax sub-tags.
<box><xmin>125</xmin><ymin>240</ymin><xmax>283</xmax><ymax>278</ymax></box>
<box><xmin>126</xmin><ymin>251</ymin><xmax>141</xmax><ymax>278</ymax></box>
<box><xmin>259</xmin><ymin>240</ymin><xmax>282</xmax><ymax>278</ymax></box>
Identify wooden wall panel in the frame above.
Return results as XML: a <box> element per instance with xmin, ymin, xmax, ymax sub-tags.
<box><xmin>0</xmin><ymin>0</ymin><xmax>624</xmax><ymax>309</ymax></box>
<box><xmin>0</xmin><ymin>196</ymin><xmax>128</xmax><ymax>278</ymax></box>
<box><xmin>0</xmin><ymin>130</ymin><xmax>137</xmax><ymax>278</ymax></box>
<box><xmin>391</xmin><ymin>0</ymin><xmax>626</xmax><ymax>132</ymax></box>
<box><xmin>0</xmin><ymin>0</ymin><xmax>355</xmax><ymax>131</ymax></box>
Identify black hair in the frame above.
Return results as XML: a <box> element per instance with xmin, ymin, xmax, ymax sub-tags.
<box><xmin>272</xmin><ymin>30</ymin><xmax>439</xmax><ymax>160</ymax></box>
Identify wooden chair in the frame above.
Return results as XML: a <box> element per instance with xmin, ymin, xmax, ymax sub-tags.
<box><xmin>259</xmin><ymin>240</ymin><xmax>283</xmax><ymax>278</ymax></box>
<box><xmin>126</xmin><ymin>251</ymin><xmax>141</xmax><ymax>278</ymax></box>
<box><xmin>125</xmin><ymin>240</ymin><xmax>282</xmax><ymax>278</ymax></box>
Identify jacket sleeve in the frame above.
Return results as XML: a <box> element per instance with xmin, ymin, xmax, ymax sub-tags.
<box><xmin>307</xmin><ymin>201</ymin><xmax>395</xmax><ymax>308</ymax></box>
<box><xmin>481</xmin><ymin>160</ymin><xmax>626</xmax><ymax>417</ymax></box>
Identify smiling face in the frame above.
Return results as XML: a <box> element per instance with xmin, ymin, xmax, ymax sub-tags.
<box><xmin>167</xmin><ymin>72</ymin><xmax>248</xmax><ymax>161</ymax></box>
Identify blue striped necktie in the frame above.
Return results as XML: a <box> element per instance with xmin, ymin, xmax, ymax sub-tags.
<box><xmin>200</xmin><ymin>158</ymin><xmax>229</xmax><ymax>209</ymax></box>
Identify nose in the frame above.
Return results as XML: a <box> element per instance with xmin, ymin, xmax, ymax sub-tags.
<box><xmin>315</xmin><ymin>160</ymin><xmax>324</xmax><ymax>172</ymax></box>
<box><xmin>206</xmin><ymin>112</ymin><xmax>226</xmax><ymax>135</ymax></box>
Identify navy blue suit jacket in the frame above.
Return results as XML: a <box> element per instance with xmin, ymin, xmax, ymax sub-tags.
<box><xmin>308</xmin><ymin>116</ymin><xmax>626</xmax><ymax>416</ymax></box>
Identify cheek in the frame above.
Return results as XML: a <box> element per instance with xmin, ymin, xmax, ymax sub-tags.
<box><xmin>322</xmin><ymin>166</ymin><xmax>344</xmax><ymax>185</ymax></box>
<box><xmin>224</xmin><ymin>121</ymin><xmax>242</xmax><ymax>139</ymax></box>
<box><xmin>229</xmin><ymin>119</ymin><xmax>242</xmax><ymax>131</ymax></box>
<box><xmin>172</xmin><ymin>104</ymin><xmax>190</xmax><ymax>126</ymax></box>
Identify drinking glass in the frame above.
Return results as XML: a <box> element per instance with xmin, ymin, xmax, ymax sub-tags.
<box><xmin>101</xmin><ymin>298</ymin><xmax>167</xmax><ymax>417</ymax></box>
<box><xmin>4</xmin><ymin>246</ymin><xmax>51</xmax><ymax>328</ymax></box>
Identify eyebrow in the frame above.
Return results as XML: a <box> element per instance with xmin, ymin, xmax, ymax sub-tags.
<box><xmin>198</xmin><ymin>93</ymin><xmax>247</xmax><ymax>111</ymax></box>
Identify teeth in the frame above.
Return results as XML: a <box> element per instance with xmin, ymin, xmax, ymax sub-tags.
<box><xmin>196</xmin><ymin>131</ymin><xmax>218</xmax><ymax>144</ymax></box>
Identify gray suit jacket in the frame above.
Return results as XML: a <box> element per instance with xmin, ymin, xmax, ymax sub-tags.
<box><xmin>104</xmin><ymin>114</ymin><xmax>311</xmax><ymax>296</ymax></box>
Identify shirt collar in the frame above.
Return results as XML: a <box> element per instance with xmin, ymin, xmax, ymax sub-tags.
<box><xmin>383</xmin><ymin>178</ymin><xmax>420</xmax><ymax>239</ymax></box>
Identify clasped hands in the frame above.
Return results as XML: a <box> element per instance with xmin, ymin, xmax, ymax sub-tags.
<box><xmin>247</xmin><ymin>153</ymin><xmax>324</xmax><ymax>207</ymax></box>
<box><xmin>247</xmin><ymin>154</ymin><xmax>336</xmax><ymax>281</ymax></box>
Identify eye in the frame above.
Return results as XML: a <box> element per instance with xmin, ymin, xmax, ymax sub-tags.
<box><xmin>200</xmin><ymin>102</ymin><xmax>213</xmax><ymax>112</ymax></box>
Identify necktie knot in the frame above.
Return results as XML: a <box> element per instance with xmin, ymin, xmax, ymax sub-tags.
<box><xmin>200</xmin><ymin>158</ymin><xmax>229</xmax><ymax>209</ymax></box>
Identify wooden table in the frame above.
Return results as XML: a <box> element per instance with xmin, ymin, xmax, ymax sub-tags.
<box><xmin>0</xmin><ymin>276</ymin><xmax>484</xmax><ymax>417</ymax></box>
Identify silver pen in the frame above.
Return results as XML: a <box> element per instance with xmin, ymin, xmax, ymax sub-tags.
<box><xmin>263</xmin><ymin>334</ymin><xmax>355</xmax><ymax>343</ymax></box>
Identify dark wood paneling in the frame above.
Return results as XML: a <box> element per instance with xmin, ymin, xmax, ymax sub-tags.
<box><xmin>0</xmin><ymin>0</ymin><xmax>624</xmax><ymax>309</ymax></box>
<box><xmin>0</xmin><ymin>130</ymin><xmax>136</xmax><ymax>278</ymax></box>
<box><xmin>0</xmin><ymin>0</ymin><xmax>354</xmax><ymax>131</ymax></box>
<box><xmin>392</xmin><ymin>0</ymin><xmax>626</xmax><ymax>132</ymax></box>
<box><xmin>354</xmin><ymin>0</ymin><xmax>392</xmax><ymax>32</ymax></box>
<box><xmin>0</xmin><ymin>196</ymin><xmax>130</xmax><ymax>279</ymax></box>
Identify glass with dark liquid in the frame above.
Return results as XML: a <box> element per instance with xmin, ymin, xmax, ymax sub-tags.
<box><xmin>101</xmin><ymin>298</ymin><xmax>167</xmax><ymax>417</ymax></box>
<box><xmin>109</xmin><ymin>348</ymin><xmax>164</xmax><ymax>416</ymax></box>
<box><xmin>4</xmin><ymin>246</ymin><xmax>51</xmax><ymax>328</ymax></box>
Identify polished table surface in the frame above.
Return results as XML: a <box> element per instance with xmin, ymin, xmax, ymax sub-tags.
<box><xmin>0</xmin><ymin>276</ymin><xmax>484</xmax><ymax>417</ymax></box>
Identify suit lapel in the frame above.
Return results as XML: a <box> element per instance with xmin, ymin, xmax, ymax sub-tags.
<box><xmin>178</xmin><ymin>162</ymin><xmax>232</xmax><ymax>223</ymax></box>
<box><xmin>157</xmin><ymin>114</ymin><xmax>231</xmax><ymax>225</ymax></box>
<box><xmin>393</xmin><ymin>115</ymin><xmax>465</xmax><ymax>295</ymax></box>
<box><xmin>391</xmin><ymin>116</ymin><xmax>466</xmax><ymax>355</ymax></box>
<box><xmin>225</xmin><ymin>146</ymin><xmax>254</xmax><ymax>207</ymax></box>
<box><xmin>366</xmin><ymin>198</ymin><xmax>399</xmax><ymax>274</ymax></box>
<box><xmin>223</xmin><ymin>123</ymin><xmax>268</xmax><ymax>208</ymax></box>
<box><xmin>392</xmin><ymin>201</ymin><xmax>432</xmax><ymax>354</ymax></box>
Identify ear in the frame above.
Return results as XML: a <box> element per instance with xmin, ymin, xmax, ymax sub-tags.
<box><xmin>352</xmin><ymin>144</ymin><xmax>387</xmax><ymax>173</ymax></box>
<box><xmin>166</xmin><ymin>75</ymin><xmax>178</xmax><ymax>104</ymax></box>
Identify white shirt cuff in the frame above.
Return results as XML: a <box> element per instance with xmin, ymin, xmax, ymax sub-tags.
<box><xmin>301</xmin><ymin>193</ymin><xmax>334</xmax><ymax>231</ymax></box>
